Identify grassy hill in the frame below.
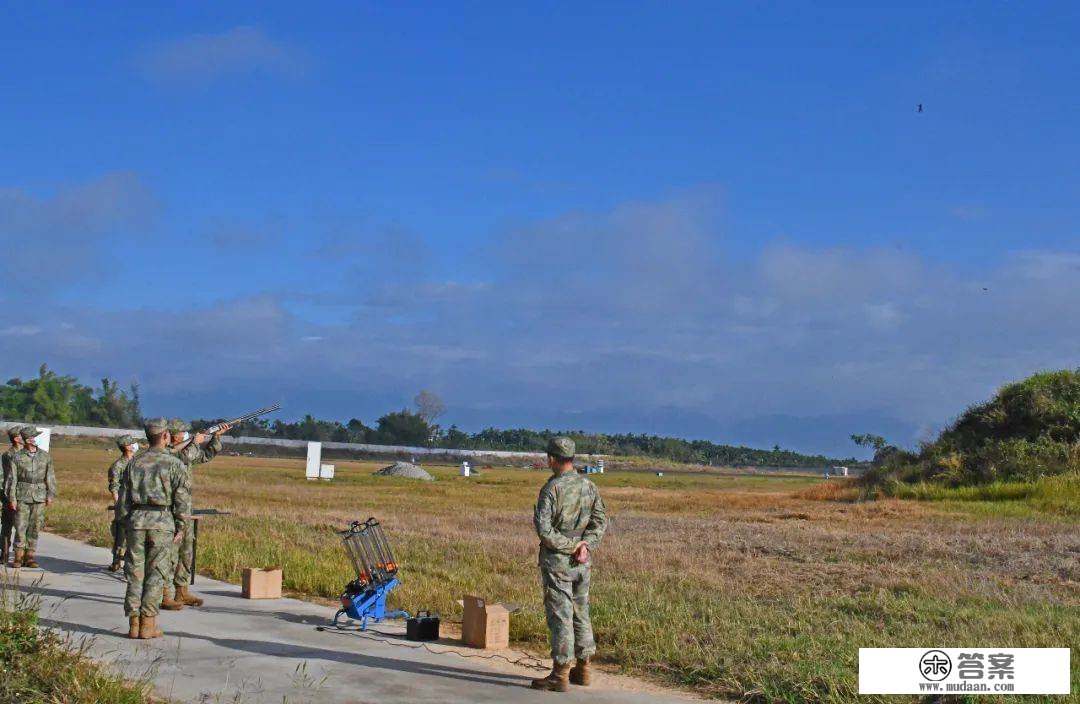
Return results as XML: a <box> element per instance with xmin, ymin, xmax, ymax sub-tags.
<box><xmin>873</xmin><ymin>369</ymin><xmax>1080</xmax><ymax>488</ymax></box>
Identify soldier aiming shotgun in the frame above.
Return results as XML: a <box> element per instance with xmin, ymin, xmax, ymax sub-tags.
<box><xmin>162</xmin><ymin>404</ymin><xmax>278</xmax><ymax>610</ymax></box>
<box><xmin>170</xmin><ymin>404</ymin><xmax>280</xmax><ymax>457</ymax></box>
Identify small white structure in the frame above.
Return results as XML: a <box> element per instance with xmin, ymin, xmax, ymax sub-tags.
<box><xmin>305</xmin><ymin>442</ymin><xmax>322</xmax><ymax>480</ymax></box>
<box><xmin>655</xmin><ymin>471</ymin><xmax>664</xmax><ymax>478</ymax></box>
<box><xmin>597</xmin><ymin>459</ymin><xmax>605</xmax><ymax>474</ymax></box>
<box><xmin>460</xmin><ymin>461</ymin><xmax>471</xmax><ymax>477</ymax></box>
<box><xmin>35</xmin><ymin>427</ymin><xmax>51</xmax><ymax>453</ymax></box>
<box><xmin>320</xmin><ymin>463</ymin><xmax>335</xmax><ymax>481</ymax></box>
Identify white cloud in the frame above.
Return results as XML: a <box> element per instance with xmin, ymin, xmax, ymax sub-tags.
<box><xmin>3</xmin><ymin>190</ymin><xmax>1078</xmax><ymax>453</ymax></box>
<box><xmin>0</xmin><ymin>326</ymin><xmax>41</xmax><ymax>337</ymax></box>
<box><xmin>138</xmin><ymin>26</ymin><xmax>308</xmax><ymax>81</ymax></box>
<box><xmin>0</xmin><ymin>172</ymin><xmax>155</xmax><ymax>291</ymax></box>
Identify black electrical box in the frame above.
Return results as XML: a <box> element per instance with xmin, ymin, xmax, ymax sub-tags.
<box><xmin>406</xmin><ymin>611</ymin><xmax>440</xmax><ymax>641</ymax></box>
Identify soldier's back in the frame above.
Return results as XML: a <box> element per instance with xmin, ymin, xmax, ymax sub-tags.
<box><xmin>127</xmin><ymin>450</ymin><xmax>181</xmax><ymax>499</ymax></box>
<box><xmin>125</xmin><ymin>449</ymin><xmax>184</xmax><ymax>531</ymax></box>
<box><xmin>543</xmin><ymin>472</ymin><xmax>601</xmax><ymax>534</ymax></box>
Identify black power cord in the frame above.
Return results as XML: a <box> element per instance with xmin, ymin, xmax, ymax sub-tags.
<box><xmin>315</xmin><ymin>624</ymin><xmax>549</xmax><ymax>672</ymax></box>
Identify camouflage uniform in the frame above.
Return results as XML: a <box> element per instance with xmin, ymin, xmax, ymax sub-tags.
<box><xmin>169</xmin><ymin>423</ymin><xmax>222</xmax><ymax>586</ymax></box>
<box><xmin>108</xmin><ymin>434</ymin><xmax>138</xmax><ymax>564</ymax></box>
<box><xmin>533</xmin><ymin>438</ymin><xmax>608</xmax><ymax>666</ymax></box>
<box><xmin>5</xmin><ymin>434</ymin><xmax>57</xmax><ymax>553</ymax></box>
<box><xmin>1</xmin><ymin>427</ymin><xmax>23</xmax><ymax>560</ymax></box>
<box><xmin>117</xmin><ymin>442</ymin><xmax>190</xmax><ymax>618</ymax></box>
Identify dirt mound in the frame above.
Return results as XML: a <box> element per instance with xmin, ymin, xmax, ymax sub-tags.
<box><xmin>373</xmin><ymin>461</ymin><xmax>434</xmax><ymax>481</ymax></box>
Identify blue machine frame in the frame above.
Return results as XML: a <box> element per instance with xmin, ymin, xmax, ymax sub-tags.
<box><xmin>332</xmin><ymin>518</ymin><xmax>410</xmax><ymax>631</ymax></box>
<box><xmin>334</xmin><ymin>577</ymin><xmax>410</xmax><ymax>630</ymax></box>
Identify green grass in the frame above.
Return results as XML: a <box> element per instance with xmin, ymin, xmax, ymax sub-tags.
<box><xmin>0</xmin><ymin>582</ymin><xmax>152</xmax><ymax>703</ymax></box>
<box><xmin>41</xmin><ymin>444</ymin><xmax>1080</xmax><ymax>703</ymax></box>
<box><xmin>888</xmin><ymin>473</ymin><xmax>1080</xmax><ymax>518</ymax></box>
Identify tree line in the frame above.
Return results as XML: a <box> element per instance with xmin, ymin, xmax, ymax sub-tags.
<box><xmin>0</xmin><ymin>365</ymin><xmax>142</xmax><ymax>429</ymax></box>
<box><xmin>2</xmin><ymin>367</ymin><xmax>851</xmax><ymax>467</ymax></box>
<box><xmin>196</xmin><ymin>391</ymin><xmax>852</xmax><ymax>467</ymax></box>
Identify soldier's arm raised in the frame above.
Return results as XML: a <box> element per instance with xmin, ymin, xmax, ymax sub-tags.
<box><xmin>180</xmin><ymin>422</ymin><xmax>230</xmax><ymax>467</ymax></box>
<box><xmin>202</xmin><ymin>429</ymin><xmax>225</xmax><ymax>462</ymax></box>
<box><xmin>533</xmin><ymin>485</ymin><xmax>577</xmax><ymax>554</ymax></box>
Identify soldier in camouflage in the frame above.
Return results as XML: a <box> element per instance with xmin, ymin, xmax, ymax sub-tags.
<box><xmin>1</xmin><ymin>426</ymin><xmax>24</xmax><ymax>564</ymax></box>
<box><xmin>162</xmin><ymin>418</ymin><xmax>228</xmax><ymax>609</ymax></box>
<box><xmin>107</xmin><ymin>434</ymin><xmax>139</xmax><ymax>572</ymax></box>
<box><xmin>5</xmin><ymin>426</ymin><xmax>57</xmax><ymax>569</ymax></box>
<box><xmin>117</xmin><ymin>418</ymin><xmax>190</xmax><ymax>639</ymax></box>
<box><xmin>531</xmin><ymin>436</ymin><xmax>608</xmax><ymax>692</ymax></box>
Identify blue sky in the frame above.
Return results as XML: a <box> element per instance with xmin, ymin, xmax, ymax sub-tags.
<box><xmin>3</xmin><ymin>2</ymin><xmax>1079</xmax><ymax>456</ymax></box>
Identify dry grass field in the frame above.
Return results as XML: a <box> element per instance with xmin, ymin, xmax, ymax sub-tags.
<box><xmin>42</xmin><ymin>442</ymin><xmax>1079</xmax><ymax>703</ymax></box>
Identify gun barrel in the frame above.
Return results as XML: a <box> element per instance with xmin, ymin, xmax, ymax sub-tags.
<box><xmin>206</xmin><ymin>403</ymin><xmax>281</xmax><ymax>434</ymax></box>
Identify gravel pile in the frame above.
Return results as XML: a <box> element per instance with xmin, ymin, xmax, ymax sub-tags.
<box><xmin>373</xmin><ymin>461</ymin><xmax>434</xmax><ymax>481</ymax></box>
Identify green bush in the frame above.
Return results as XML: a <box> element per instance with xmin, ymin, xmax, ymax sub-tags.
<box><xmin>866</xmin><ymin>369</ymin><xmax>1080</xmax><ymax>487</ymax></box>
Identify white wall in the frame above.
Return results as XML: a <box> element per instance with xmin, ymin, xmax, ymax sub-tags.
<box><xmin>0</xmin><ymin>420</ymin><xmax>577</xmax><ymax>463</ymax></box>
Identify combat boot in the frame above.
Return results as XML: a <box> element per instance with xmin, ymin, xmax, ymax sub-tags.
<box><xmin>108</xmin><ymin>559</ymin><xmax>122</xmax><ymax>572</ymax></box>
<box><xmin>569</xmin><ymin>657</ymin><xmax>592</xmax><ymax>686</ymax></box>
<box><xmin>1</xmin><ymin>548</ymin><xmax>8</xmax><ymax>565</ymax></box>
<box><xmin>139</xmin><ymin>615</ymin><xmax>163</xmax><ymax>639</ymax></box>
<box><xmin>159</xmin><ymin>591</ymin><xmax>185</xmax><ymax>611</ymax></box>
<box><xmin>11</xmin><ymin>549</ymin><xmax>24</xmax><ymax>568</ymax></box>
<box><xmin>23</xmin><ymin>552</ymin><xmax>39</xmax><ymax>568</ymax></box>
<box><xmin>127</xmin><ymin>615</ymin><xmax>141</xmax><ymax>639</ymax></box>
<box><xmin>530</xmin><ymin>662</ymin><xmax>571</xmax><ymax>692</ymax></box>
<box><xmin>176</xmin><ymin>585</ymin><xmax>204</xmax><ymax>607</ymax></box>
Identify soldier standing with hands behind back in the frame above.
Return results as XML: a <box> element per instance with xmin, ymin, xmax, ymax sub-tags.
<box><xmin>1</xmin><ymin>426</ymin><xmax>24</xmax><ymax>564</ymax></box>
<box><xmin>531</xmin><ymin>436</ymin><xmax>608</xmax><ymax>692</ymax></box>
<box><xmin>107</xmin><ymin>434</ymin><xmax>139</xmax><ymax>572</ymax></box>
<box><xmin>5</xmin><ymin>426</ymin><xmax>57</xmax><ymax>569</ymax></box>
<box><xmin>117</xmin><ymin>418</ymin><xmax>190</xmax><ymax>639</ymax></box>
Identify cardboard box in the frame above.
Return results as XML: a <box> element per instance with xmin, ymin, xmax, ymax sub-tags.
<box><xmin>461</xmin><ymin>594</ymin><xmax>510</xmax><ymax>650</ymax></box>
<box><xmin>242</xmin><ymin>567</ymin><xmax>283</xmax><ymax>599</ymax></box>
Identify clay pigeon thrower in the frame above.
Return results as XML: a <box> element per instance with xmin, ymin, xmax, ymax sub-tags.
<box><xmin>333</xmin><ymin>518</ymin><xmax>410</xmax><ymax>631</ymax></box>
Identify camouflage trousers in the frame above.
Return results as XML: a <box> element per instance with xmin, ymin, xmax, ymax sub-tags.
<box><xmin>1</xmin><ymin>502</ymin><xmax>14</xmax><ymax>555</ymax></box>
<box><xmin>111</xmin><ymin>518</ymin><xmax>126</xmax><ymax>561</ymax></box>
<box><xmin>13</xmin><ymin>502</ymin><xmax>46</xmax><ymax>551</ymax></box>
<box><xmin>124</xmin><ymin>528</ymin><xmax>174</xmax><ymax>617</ymax></box>
<box><xmin>539</xmin><ymin>550</ymin><xmax>595</xmax><ymax>665</ymax></box>
<box><xmin>171</xmin><ymin>520</ymin><xmax>194</xmax><ymax>586</ymax></box>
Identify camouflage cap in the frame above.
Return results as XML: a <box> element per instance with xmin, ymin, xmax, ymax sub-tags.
<box><xmin>116</xmin><ymin>433</ymin><xmax>138</xmax><ymax>449</ymax></box>
<box><xmin>144</xmin><ymin>417</ymin><xmax>169</xmax><ymax>436</ymax></box>
<box><xmin>19</xmin><ymin>426</ymin><xmax>40</xmax><ymax>440</ymax></box>
<box><xmin>168</xmin><ymin>418</ymin><xmax>190</xmax><ymax>433</ymax></box>
<box><xmin>6</xmin><ymin>425</ymin><xmax>23</xmax><ymax>440</ymax></box>
<box><xmin>545</xmin><ymin>436</ymin><xmax>576</xmax><ymax>459</ymax></box>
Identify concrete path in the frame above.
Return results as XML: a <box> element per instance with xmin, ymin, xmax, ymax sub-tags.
<box><xmin>9</xmin><ymin>533</ymin><xmax>698</xmax><ymax>704</ymax></box>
